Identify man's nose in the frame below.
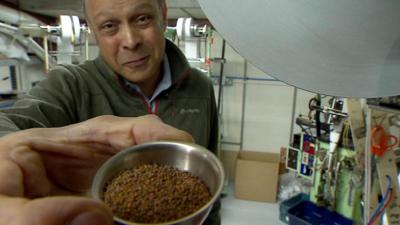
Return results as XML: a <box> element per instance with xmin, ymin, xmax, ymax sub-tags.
<box><xmin>120</xmin><ymin>25</ymin><xmax>142</xmax><ymax>50</ymax></box>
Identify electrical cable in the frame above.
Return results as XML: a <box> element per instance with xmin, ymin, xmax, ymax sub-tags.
<box><xmin>368</xmin><ymin>189</ymin><xmax>393</xmax><ymax>225</ymax></box>
<box><xmin>368</xmin><ymin>175</ymin><xmax>391</xmax><ymax>222</ymax></box>
<box><xmin>367</xmin><ymin>175</ymin><xmax>393</xmax><ymax>225</ymax></box>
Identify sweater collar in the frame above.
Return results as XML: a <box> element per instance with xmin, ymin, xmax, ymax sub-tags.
<box><xmin>164</xmin><ymin>39</ymin><xmax>191</xmax><ymax>83</ymax></box>
<box><xmin>123</xmin><ymin>55</ymin><xmax>171</xmax><ymax>103</ymax></box>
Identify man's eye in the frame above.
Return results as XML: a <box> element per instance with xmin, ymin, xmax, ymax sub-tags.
<box><xmin>136</xmin><ymin>15</ymin><xmax>152</xmax><ymax>26</ymax></box>
<box><xmin>100</xmin><ymin>23</ymin><xmax>117</xmax><ymax>33</ymax></box>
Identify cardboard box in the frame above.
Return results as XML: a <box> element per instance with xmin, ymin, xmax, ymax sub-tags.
<box><xmin>234</xmin><ymin>150</ymin><xmax>280</xmax><ymax>202</ymax></box>
<box><xmin>220</xmin><ymin>150</ymin><xmax>239</xmax><ymax>182</ymax></box>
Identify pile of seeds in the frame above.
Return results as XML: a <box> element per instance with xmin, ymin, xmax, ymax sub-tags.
<box><xmin>103</xmin><ymin>164</ymin><xmax>211</xmax><ymax>223</ymax></box>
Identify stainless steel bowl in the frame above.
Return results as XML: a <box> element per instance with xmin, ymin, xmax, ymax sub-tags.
<box><xmin>91</xmin><ymin>141</ymin><xmax>225</xmax><ymax>225</ymax></box>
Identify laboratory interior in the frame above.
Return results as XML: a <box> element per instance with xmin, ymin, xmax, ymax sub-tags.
<box><xmin>0</xmin><ymin>0</ymin><xmax>399</xmax><ymax>225</ymax></box>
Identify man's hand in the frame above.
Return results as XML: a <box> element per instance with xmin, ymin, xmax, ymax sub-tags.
<box><xmin>0</xmin><ymin>194</ymin><xmax>113</xmax><ymax>225</ymax></box>
<box><xmin>0</xmin><ymin>115</ymin><xmax>193</xmax><ymax>225</ymax></box>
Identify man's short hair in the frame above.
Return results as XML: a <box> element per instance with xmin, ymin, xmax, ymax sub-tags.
<box><xmin>82</xmin><ymin>0</ymin><xmax>164</xmax><ymax>17</ymax></box>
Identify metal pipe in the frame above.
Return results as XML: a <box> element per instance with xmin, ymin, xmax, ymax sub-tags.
<box><xmin>228</xmin><ymin>76</ymin><xmax>277</xmax><ymax>81</ymax></box>
<box><xmin>239</xmin><ymin>60</ymin><xmax>248</xmax><ymax>150</ymax></box>
<box><xmin>211</xmin><ymin>74</ymin><xmax>278</xmax><ymax>82</ymax></box>
<box><xmin>85</xmin><ymin>33</ymin><xmax>90</xmax><ymax>60</ymax></box>
<box><xmin>43</xmin><ymin>36</ymin><xmax>49</xmax><ymax>72</ymax></box>
<box><xmin>364</xmin><ymin>108</ymin><xmax>372</xmax><ymax>225</ymax></box>
<box><xmin>0</xmin><ymin>4</ymin><xmax>44</xmax><ymax>25</ymax></box>
<box><xmin>221</xmin><ymin>141</ymin><xmax>241</xmax><ymax>146</ymax></box>
<box><xmin>9</xmin><ymin>66</ymin><xmax>17</xmax><ymax>90</ymax></box>
<box><xmin>0</xmin><ymin>21</ymin><xmax>17</xmax><ymax>31</ymax></box>
<box><xmin>289</xmin><ymin>87</ymin><xmax>298</xmax><ymax>146</ymax></box>
<box><xmin>0</xmin><ymin>22</ymin><xmax>56</xmax><ymax>64</ymax></box>
<box><xmin>216</xmin><ymin>39</ymin><xmax>226</xmax><ymax>115</ymax></box>
<box><xmin>16</xmin><ymin>63</ymin><xmax>23</xmax><ymax>90</ymax></box>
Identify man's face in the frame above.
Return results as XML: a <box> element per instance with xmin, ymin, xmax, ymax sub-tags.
<box><xmin>86</xmin><ymin>0</ymin><xmax>167</xmax><ymax>90</ymax></box>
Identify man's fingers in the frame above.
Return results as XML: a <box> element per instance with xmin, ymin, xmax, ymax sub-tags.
<box><xmin>33</xmin><ymin>115</ymin><xmax>194</xmax><ymax>151</ymax></box>
<box><xmin>61</xmin><ymin>115</ymin><xmax>137</xmax><ymax>150</ymax></box>
<box><xmin>158</xmin><ymin>129</ymin><xmax>194</xmax><ymax>143</ymax></box>
<box><xmin>26</xmin><ymin>140</ymin><xmax>112</xmax><ymax>193</ymax></box>
<box><xmin>0</xmin><ymin>195</ymin><xmax>113</xmax><ymax>225</ymax></box>
<box><xmin>0</xmin><ymin>160</ymin><xmax>23</xmax><ymax>197</ymax></box>
<box><xmin>25</xmin><ymin>196</ymin><xmax>113</xmax><ymax>225</ymax></box>
<box><xmin>8</xmin><ymin>147</ymin><xmax>53</xmax><ymax>198</ymax></box>
<box><xmin>62</xmin><ymin>115</ymin><xmax>194</xmax><ymax>149</ymax></box>
<box><xmin>131</xmin><ymin>115</ymin><xmax>194</xmax><ymax>144</ymax></box>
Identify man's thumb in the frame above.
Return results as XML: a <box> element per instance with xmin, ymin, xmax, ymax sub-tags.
<box><xmin>0</xmin><ymin>195</ymin><xmax>113</xmax><ymax>225</ymax></box>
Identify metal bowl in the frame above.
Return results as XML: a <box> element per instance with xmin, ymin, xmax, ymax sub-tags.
<box><xmin>91</xmin><ymin>141</ymin><xmax>225</xmax><ymax>225</ymax></box>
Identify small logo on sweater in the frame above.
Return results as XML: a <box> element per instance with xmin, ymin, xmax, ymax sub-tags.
<box><xmin>179</xmin><ymin>108</ymin><xmax>201</xmax><ymax>115</ymax></box>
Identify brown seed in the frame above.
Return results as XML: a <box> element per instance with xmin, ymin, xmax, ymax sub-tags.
<box><xmin>103</xmin><ymin>164</ymin><xmax>211</xmax><ymax>223</ymax></box>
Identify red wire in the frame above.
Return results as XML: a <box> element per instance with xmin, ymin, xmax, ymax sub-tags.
<box><xmin>367</xmin><ymin>188</ymin><xmax>393</xmax><ymax>225</ymax></box>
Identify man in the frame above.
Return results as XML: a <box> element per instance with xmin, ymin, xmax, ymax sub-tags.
<box><xmin>0</xmin><ymin>0</ymin><xmax>220</xmax><ymax>224</ymax></box>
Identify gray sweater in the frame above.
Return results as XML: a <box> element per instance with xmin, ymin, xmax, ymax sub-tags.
<box><xmin>0</xmin><ymin>39</ymin><xmax>220</xmax><ymax>224</ymax></box>
<box><xmin>0</xmin><ymin>40</ymin><xmax>218</xmax><ymax>152</ymax></box>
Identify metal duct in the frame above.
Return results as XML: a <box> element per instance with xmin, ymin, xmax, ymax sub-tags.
<box><xmin>0</xmin><ymin>4</ymin><xmax>44</xmax><ymax>25</ymax></box>
<box><xmin>0</xmin><ymin>22</ymin><xmax>55</xmax><ymax>64</ymax></box>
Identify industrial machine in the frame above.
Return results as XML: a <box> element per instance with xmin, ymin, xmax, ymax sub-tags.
<box><xmin>1</xmin><ymin>1</ymin><xmax>399</xmax><ymax>224</ymax></box>
<box><xmin>19</xmin><ymin>15</ymin><xmax>89</xmax><ymax>71</ymax></box>
<box><xmin>287</xmin><ymin>96</ymin><xmax>364</xmax><ymax>224</ymax></box>
<box><xmin>0</xmin><ymin>5</ymin><xmax>89</xmax><ymax>71</ymax></box>
<box><xmin>198</xmin><ymin>1</ymin><xmax>400</xmax><ymax>225</ymax></box>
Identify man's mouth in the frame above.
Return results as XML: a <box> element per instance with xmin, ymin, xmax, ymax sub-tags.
<box><xmin>122</xmin><ymin>56</ymin><xmax>150</xmax><ymax>68</ymax></box>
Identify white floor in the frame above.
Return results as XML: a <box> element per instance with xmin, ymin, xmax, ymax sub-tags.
<box><xmin>221</xmin><ymin>183</ymin><xmax>286</xmax><ymax>225</ymax></box>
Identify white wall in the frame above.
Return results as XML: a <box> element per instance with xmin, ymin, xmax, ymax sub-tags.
<box><xmin>210</xmin><ymin>32</ymin><xmax>315</xmax><ymax>153</ymax></box>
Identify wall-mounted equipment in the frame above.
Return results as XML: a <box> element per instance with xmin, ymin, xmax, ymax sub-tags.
<box><xmin>166</xmin><ymin>18</ymin><xmax>213</xmax><ymax>75</ymax></box>
<box><xmin>19</xmin><ymin>15</ymin><xmax>89</xmax><ymax>71</ymax></box>
<box><xmin>286</xmin><ymin>96</ymin><xmax>363</xmax><ymax>224</ymax></box>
